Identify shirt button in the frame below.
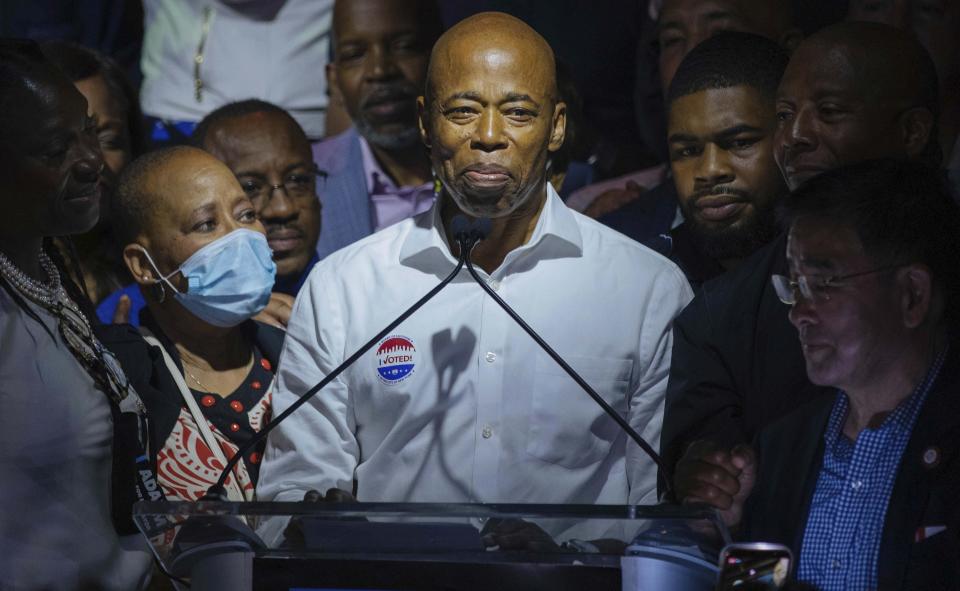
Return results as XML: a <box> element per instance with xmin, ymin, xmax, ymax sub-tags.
<box><xmin>489</xmin><ymin>279</ymin><xmax>501</xmax><ymax>291</ymax></box>
<box><xmin>832</xmin><ymin>560</ymin><xmax>842</xmax><ymax>570</ymax></box>
<box><xmin>485</xmin><ymin>352</ymin><xmax>497</xmax><ymax>363</ymax></box>
<box><xmin>851</xmin><ymin>479</ymin><xmax>863</xmax><ymax>491</ymax></box>
<box><xmin>482</xmin><ymin>425</ymin><xmax>493</xmax><ymax>439</ymax></box>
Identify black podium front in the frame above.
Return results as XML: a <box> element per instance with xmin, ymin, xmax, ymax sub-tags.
<box><xmin>133</xmin><ymin>501</ymin><xmax>727</xmax><ymax>591</ymax></box>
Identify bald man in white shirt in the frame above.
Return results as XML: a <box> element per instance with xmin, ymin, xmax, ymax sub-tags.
<box><xmin>257</xmin><ymin>12</ymin><xmax>692</xmax><ymax>542</ymax></box>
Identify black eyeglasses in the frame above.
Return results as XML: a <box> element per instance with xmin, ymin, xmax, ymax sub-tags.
<box><xmin>771</xmin><ymin>264</ymin><xmax>904</xmax><ymax>305</ymax></box>
<box><xmin>238</xmin><ymin>165</ymin><xmax>328</xmax><ymax>203</ymax></box>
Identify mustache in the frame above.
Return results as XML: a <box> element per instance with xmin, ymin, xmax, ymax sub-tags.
<box><xmin>690</xmin><ymin>184</ymin><xmax>750</xmax><ymax>203</ymax></box>
<box><xmin>360</xmin><ymin>83</ymin><xmax>419</xmax><ymax>109</ymax></box>
<box><xmin>264</xmin><ymin>223</ymin><xmax>304</xmax><ymax>237</ymax></box>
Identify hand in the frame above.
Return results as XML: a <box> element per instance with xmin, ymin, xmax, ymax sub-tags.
<box><xmin>112</xmin><ymin>294</ymin><xmax>131</xmax><ymax>324</ymax></box>
<box><xmin>582</xmin><ymin>180</ymin><xmax>645</xmax><ymax>219</ymax></box>
<box><xmin>480</xmin><ymin>518</ymin><xmax>560</xmax><ymax>553</ymax></box>
<box><xmin>282</xmin><ymin>488</ymin><xmax>359</xmax><ymax>547</ymax></box>
<box><xmin>302</xmin><ymin>488</ymin><xmax>357</xmax><ymax>503</ymax></box>
<box><xmin>253</xmin><ymin>292</ymin><xmax>295</xmax><ymax>329</ymax></box>
<box><xmin>674</xmin><ymin>440</ymin><xmax>756</xmax><ymax>528</ymax></box>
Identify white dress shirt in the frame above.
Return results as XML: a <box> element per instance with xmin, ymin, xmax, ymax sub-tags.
<box><xmin>257</xmin><ymin>185</ymin><xmax>692</xmax><ymax>530</ymax></box>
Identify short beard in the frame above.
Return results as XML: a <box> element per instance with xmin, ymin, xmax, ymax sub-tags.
<box><xmin>683</xmin><ymin>199</ymin><xmax>779</xmax><ymax>261</ymax></box>
<box><xmin>354</xmin><ymin>81</ymin><xmax>422</xmax><ymax>150</ymax></box>
<box><xmin>355</xmin><ymin>118</ymin><xmax>421</xmax><ymax>150</ymax></box>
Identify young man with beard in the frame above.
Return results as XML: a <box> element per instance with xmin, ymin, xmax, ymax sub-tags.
<box><xmin>579</xmin><ymin>0</ymin><xmax>800</xmax><ymax>230</ymax></box>
<box><xmin>662</xmin><ymin>32</ymin><xmax>789</xmax><ymax>288</ymax></box>
<box><xmin>313</xmin><ymin>0</ymin><xmax>443</xmax><ymax>260</ymax></box>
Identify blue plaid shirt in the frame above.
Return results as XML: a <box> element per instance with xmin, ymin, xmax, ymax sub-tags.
<box><xmin>798</xmin><ymin>349</ymin><xmax>947</xmax><ymax>590</ymax></box>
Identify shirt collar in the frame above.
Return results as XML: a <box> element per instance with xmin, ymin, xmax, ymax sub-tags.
<box><xmin>358</xmin><ymin>135</ymin><xmax>432</xmax><ymax>196</ymax></box>
<box><xmin>823</xmin><ymin>345</ymin><xmax>950</xmax><ymax>449</ymax></box>
<box><xmin>358</xmin><ymin>136</ymin><xmax>389</xmax><ymax>194</ymax></box>
<box><xmin>399</xmin><ymin>183</ymin><xmax>584</xmax><ymax>275</ymax></box>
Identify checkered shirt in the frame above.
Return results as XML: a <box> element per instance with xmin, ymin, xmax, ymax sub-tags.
<box><xmin>797</xmin><ymin>348</ymin><xmax>947</xmax><ymax>591</ymax></box>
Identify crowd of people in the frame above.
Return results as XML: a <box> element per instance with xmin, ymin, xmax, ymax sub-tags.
<box><xmin>1</xmin><ymin>0</ymin><xmax>958</xmax><ymax>590</ymax></box>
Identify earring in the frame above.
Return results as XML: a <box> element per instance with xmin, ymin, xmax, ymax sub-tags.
<box><xmin>432</xmin><ymin>169</ymin><xmax>442</xmax><ymax>197</ymax></box>
<box><xmin>150</xmin><ymin>282</ymin><xmax>166</xmax><ymax>304</ymax></box>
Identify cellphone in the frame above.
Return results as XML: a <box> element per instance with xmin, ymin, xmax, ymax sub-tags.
<box><xmin>716</xmin><ymin>542</ymin><xmax>793</xmax><ymax>590</ymax></box>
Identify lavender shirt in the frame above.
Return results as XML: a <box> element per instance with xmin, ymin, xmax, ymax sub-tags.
<box><xmin>358</xmin><ymin>137</ymin><xmax>435</xmax><ymax>231</ymax></box>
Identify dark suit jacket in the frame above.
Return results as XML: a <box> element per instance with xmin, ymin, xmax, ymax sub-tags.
<box><xmin>312</xmin><ymin>127</ymin><xmax>374</xmax><ymax>261</ymax></box>
<box><xmin>666</xmin><ymin>222</ymin><xmax>726</xmax><ymax>291</ymax></box>
<box><xmin>744</xmin><ymin>343</ymin><xmax>960</xmax><ymax>590</ymax></box>
<box><xmin>597</xmin><ymin>179</ymin><xmax>678</xmax><ymax>255</ymax></box>
<box><xmin>661</xmin><ymin>234</ymin><xmax>831</xmax><ymax>489</ymax></box>
<box><xmin>598</xmin><ymin>179</ymin><xmax>725</xmax><ymax>290</ymax></box>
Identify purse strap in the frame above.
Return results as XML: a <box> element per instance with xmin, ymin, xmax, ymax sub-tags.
<box><xmin>139</xmin><ymin>327</ymin><xmax>250</xmax><ymax>502</ymax></box>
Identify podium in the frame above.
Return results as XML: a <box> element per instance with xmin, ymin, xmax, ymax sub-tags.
<box><xmin>133</xmin><ymin>501</ymin><xmax>728</xmax><ymax>591</ymax></box>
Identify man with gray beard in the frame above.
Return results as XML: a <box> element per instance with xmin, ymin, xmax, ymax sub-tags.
<box><xmin>313</xmin><ymin>0</ymin><xmax>442</xmax><ymax>260</ymax></box>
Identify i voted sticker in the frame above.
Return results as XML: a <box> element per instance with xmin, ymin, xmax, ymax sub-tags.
<box><xmin>376</xmin><ymin>335</ymin><xmax>417</xmax><ymax>384</ymax></box>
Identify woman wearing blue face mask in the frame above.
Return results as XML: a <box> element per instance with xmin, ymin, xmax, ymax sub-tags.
<box><xmin>99</xmin><ymin>145</ymin><xmax>284</xmax><ymax>503</ymax></box>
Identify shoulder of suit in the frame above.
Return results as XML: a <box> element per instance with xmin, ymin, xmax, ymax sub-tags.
<box><xmin>311</xmin><ymin>127</ymin><xmax>360</xmax><ymax>172</ymax></box>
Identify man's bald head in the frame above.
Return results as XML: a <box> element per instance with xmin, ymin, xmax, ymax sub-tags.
<box><xmin>775</xmin><ymin>21</ymin><xmax>940</xmax><ymax>190</ymax></box>
<box><xmin>425</xmin><ymin>12</ymin><xmax>558</xmax><ymax>106</ymax></box>
<box><xmin>418</xmin><ymin>12</ymin><xmax>566</xmax><ymax>219</ymax></box>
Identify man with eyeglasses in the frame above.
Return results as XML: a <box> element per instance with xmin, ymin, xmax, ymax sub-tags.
<box><xmin>683</xmin><ymin>160</ymin><xmax>960</xmax><ymax>590</ymax></box>
<box><xmin>195</xmin><ymin>100</ymin><xmax>323</xmax><ymax>299</ymax></box>
<box><xmin>96</xmin><ymin>100</ymin><xmax>323</xmax><ymax>328</ymax></box>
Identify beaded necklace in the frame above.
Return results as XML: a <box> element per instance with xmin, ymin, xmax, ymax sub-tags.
<box><xmin>0</xmin><ymin>248</ymin><xmax>135</xmax><ymax>407</ymax></box>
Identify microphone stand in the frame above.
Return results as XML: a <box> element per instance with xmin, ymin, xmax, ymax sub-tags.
<box><xmin>205</xmin><ymin>223</ymin><xmax>477</xmax><ymax>499</ymax></box>
<box><xmin>456</xmin><ymin>225</ymin><xmax>675</xmax><ymax>496</ymax></box>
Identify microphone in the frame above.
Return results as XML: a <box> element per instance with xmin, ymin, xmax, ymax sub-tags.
<box><xmin>205</xmin><ymin>215</ymin><xmax>483</xmax><ymax>499</ymax></box>
<box><xmin>455</xmin><ymin>218</ymin><xmax>675</xmax><ymax>496</ymax></box>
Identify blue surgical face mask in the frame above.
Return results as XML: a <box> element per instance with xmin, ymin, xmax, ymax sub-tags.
<box><xmin>138</xmin><ymin>229</ymin><xmax>277</xmax><ymax>327</ymax></box>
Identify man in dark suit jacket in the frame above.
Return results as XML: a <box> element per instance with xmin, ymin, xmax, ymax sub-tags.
<box><xmin>682</xmin><ymin>161</ymin><xmax>960</xmax><ymax>590</ymax></box>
